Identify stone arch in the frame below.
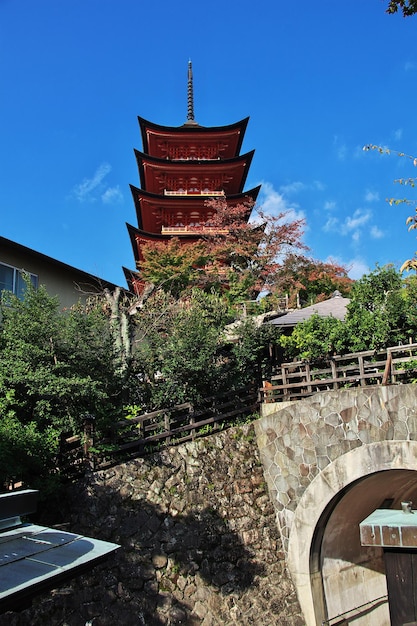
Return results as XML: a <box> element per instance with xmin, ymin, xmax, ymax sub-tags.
<box><xmin>287</xmin><ymin>440</ymin><xmax>417</xmax><ymax>626</ymax></box>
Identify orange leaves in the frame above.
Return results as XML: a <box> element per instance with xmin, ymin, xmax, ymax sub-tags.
<box><xmin>139</xmin><ymin>197</ymin><xmax>307</xmax><ymax>300</ymax></box>
<box><xmin>271</xmin><ymin>253</ymin><xmax>354</xmax><ymax>307</ymax></box>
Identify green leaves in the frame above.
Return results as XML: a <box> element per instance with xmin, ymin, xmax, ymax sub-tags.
<box><xmin>386</xmin><ymin>0</ymin><xmax>417</xmax><ymax>16</ymax></box>
<box><xmin>279</xmin><ymin>314</ymin><xmax>346</xmax><ymax>362</ymax></box>
<box><xmin>0</xmin><ymin>392</ymin><xmax>59</xmax><ymax>489</ymax></box>
<box><xmin>279</xmin><ymin>265</ymin><xmax>417</xmax><ymax>362</ymax></box>
<box><xmin>132</xmin><ymin>289</ymin><xmax>277</xmax><ymax>409</ymax></box>
<box><xmin>0</xmin><ymin>278</ymin><xmax>129</xmax><ymax>487</ymax></box>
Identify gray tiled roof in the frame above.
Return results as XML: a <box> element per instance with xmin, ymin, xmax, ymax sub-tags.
<box><xmin>270</xmin><ymin>292</ymin><xmax>350</xmax><ymax>327</ymax></box>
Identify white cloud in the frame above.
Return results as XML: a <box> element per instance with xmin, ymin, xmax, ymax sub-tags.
<box><xmin>73</xmin><ymin>162</ymin><xmax>111</xmax><ymax>202</ymax></box>
<box><xmin>323</xmin><ymin>208</ymin><xmax>373</xmax><ymax>243</ymax></box>
<box><xmin>102</xmin><ymin>186</ymin><xmax>123</xmax><ymax>204</ymax></box>
<box><xmin>370</xmin><ymin>225</ymin><xmax>384</xmax><ymax>239</ymax></box>
<box><xmin>258</xmin><ymin>181</ymin><xmax>305</xmax><ymax>221</ymax></box>
<box><xmin>394</xmin><ymin>128</ymin><xmax>403</xmax><ymax>142</ymax></box>
<box><xmin>354</xmin><ymin>144</ymin><xmax>366</xmax><ymax>158</ymax></box>
<box><xmin>342</xmin><ymin>209</ymin><xmax>372</xmax><ymax>234</ymax></box>
<box><xmin>279</xmin><ymin>181</ymin><xmax>305</xmax><ymax>195</ymax></box>
<box><xmin>347</xmin><ymin>258</ymin><xmax>369</xmax><ymax>279</ymax></box>
<box><xmin>324</xmin><ymin>200</ymin><xmax>336</xmax><ymax>211</ymax></box>
<box><xmin>323</xmin><ymin>216</ymin><xmax>339</xmax><ymax>232</ymax></box>
<box><xmin>364</xmin><ymin>190</ymin><xmax>379</xmax><ymax>203</ymax></box>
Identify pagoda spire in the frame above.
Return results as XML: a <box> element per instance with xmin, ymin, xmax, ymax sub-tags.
<box><xmin>186</xmin><ymin>60</ymin><xmax>197</xmax><ymax>125</ymax></box>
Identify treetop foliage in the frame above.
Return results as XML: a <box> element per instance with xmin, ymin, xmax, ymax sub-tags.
<box><xmin>0</xmin><ymin>279</ymin><xmax>128</xmax><ymax>488</ymax></box>
<box><xmin>270</xmin><ymin>253</ymin><xmax>354</xmax><ymax>308</ymax></box>
<box><xmin>140</xmin><ymin>198</ymin><xmax>306</xmax><ymax>302</ymax></box>
<box><xmin>131</xmin><ymin>287</ymin><xmax>279</xmax><ymax>408</ymax></box>
<box><xmin>279</xmin><ymin>265</ymin><xmax>417</xmax><ymax>362</ymax></box>
<box><xmin>386</xmin><ymin>0</ymin><xmax>417</xmax><ymax>15</ymax></box>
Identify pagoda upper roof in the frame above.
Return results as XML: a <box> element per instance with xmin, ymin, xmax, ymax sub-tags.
<box><xmin>129</xmin><ymin>185</ymin><xmax>261</xmax><ymax>232</ymax></box>
<box><xmin>138</xmin><ymin>116</ymin><xmax>249</xmax><ymax>160</ymax></box>
<box><xmin>134</xmin><ymin>149</ymin><xmax>255</xmax><ymax>196</ymax></box>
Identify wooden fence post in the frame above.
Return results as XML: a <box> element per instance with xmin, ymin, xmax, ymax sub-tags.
<box><xmin>83</xmin><ymin>413</ymin><xmax>95</xmax><ymax>470</ymax></box>
<box><xmin>382</xmin><ymin>352</ymin><xmax>392</xmax><ymax>386</ymax></box>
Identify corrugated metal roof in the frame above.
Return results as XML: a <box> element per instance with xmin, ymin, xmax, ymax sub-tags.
<box><xmin>270</xmin><ymin>292</ymin><xmax>350</xmax><ymax>327</ymax></box>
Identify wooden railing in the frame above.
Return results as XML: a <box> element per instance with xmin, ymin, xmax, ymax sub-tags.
<box><xmin>58</xmin><ymin>386</ymin><xmax>258</xmax><ymax>474</ymax></box>
<box><xmin>164</xmin><ymin>190</ymin><xmax>225</xmax><ymax>196</ymax></box>
<box><xmin>260</xmin><ymin>343</ymin><xmax>417</xmax><ymax>404</ymax></box>
<box><xmin>161</xmin><ymin>225</ymin><xmax>229</xmax><ymax>235</ymax></box>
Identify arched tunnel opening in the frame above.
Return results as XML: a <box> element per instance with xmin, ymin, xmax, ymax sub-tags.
<box><xmin>310</xmin><ymin>469</ymin><xmax>417</xmax><ymax>626</ymax></box>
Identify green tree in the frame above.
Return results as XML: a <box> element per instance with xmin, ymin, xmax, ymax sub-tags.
<box><xmin>230</xmin><ymin>318</ymin><xmax>282</xmax><ymax>385</ymax></box>
<box><xmin>386</xmin><ymin>0</ymin><xmax>417</xmax><ymax>15</ymax></box>
<box><xmin>0</xmin><ymin>391</ymin><xmax>58</xmax><ymax>490</ymax></box>
<box><xmin>278</xmin><ymin>265</ymin><xmax>417</xmax><ymax>363</ymax></box>
<box><xmin>140</xmin><ymin>238</ymin><xmax>209</xmax><ymax>297</ymax></box>
<box><xmin>133</xmin><ymin>290</ymin><xmax>232</xmax><ymax>407</ymax></box>
<box><xmin>279</xmin><ymin>314</ymin><xmax>346</xmax><ymax>362</ymax></box>
<box><xmin>132</xmin><ymin>288</ymin><xmax>280</xmax><ymax>408</ymax></box>
<box><xmin>0</xmin><ymin>280</ymin><xmax>130</xmax><ymax>487</ymax></box>
<box><xmin>1</xmin><ymin>283</ymin><xmax>124</xmax><ymax>433</ymax></box>
<box><xmin>344</xmin><ymin>264</ymin><xmax>410</xmax><ymax>351</ymax></box>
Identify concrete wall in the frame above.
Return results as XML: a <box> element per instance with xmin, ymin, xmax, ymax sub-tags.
<box><xmin>1</xmin><ymin>238</ymin><xmax>119</xmax><ymax>309</ymax></box>
<box><xmin>255</xmin><ymin>384</ymin><xmax>417</xmax><ymax>626</ymax></box>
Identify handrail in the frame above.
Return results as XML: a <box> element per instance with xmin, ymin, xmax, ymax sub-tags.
<box><xmin>321</xmin><ymin>594</ymin><xmax>388</xmax><ymax>625</ymax></box>
<box><xmin>161</xmin><ymin>225</ymin><xmax>229</xmax><ymax>234</ymax></box>
<box><xmin>58</xmin><ymin>386</ymin><xmax>259</xmax><ymax>474</ymax></box>
<box><xmin>164</xmin><ymin>190</ymin><xmax>225</xmax><ymax>196</ymax></box>
<box><xmin>260</xmin><ymin>343</ymin><xmax>417</xmax><ymax>403</ymax></box>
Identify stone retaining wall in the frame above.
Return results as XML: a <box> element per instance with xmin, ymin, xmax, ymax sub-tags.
<box><xmin>1</xmin><ymin>424</ymin><xmax>304</xmax><ymax>626</ymax></box>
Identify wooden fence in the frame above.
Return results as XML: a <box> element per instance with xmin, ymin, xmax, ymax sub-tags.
<box><xmin>260</xmin><ymin>343</ymin><xmax>417</xmax><ymax>403</ymax></box>
<box><xmin>58</xmin><ymin>343</ymin><xmax>417</xmax><ymax>475</ymax></box>
<box><xmin>59</xmin><ymin>385</ymin><xmax>258</xmax><ymax>474</ymax></box>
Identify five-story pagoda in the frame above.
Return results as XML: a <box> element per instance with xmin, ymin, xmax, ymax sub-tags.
<box><xmin>124</xmin><ymin>62</ymin><xmax>260</xmax><ymax>295</ymax></box>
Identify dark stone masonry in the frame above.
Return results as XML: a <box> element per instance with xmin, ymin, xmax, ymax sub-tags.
<box><xmin>1</xmin><ymin>424</ymin><xmax>304</xmax><ymax>625</ymax></box>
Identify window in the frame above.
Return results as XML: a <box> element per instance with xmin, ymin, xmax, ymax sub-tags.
<box><xmin>0</xmin><ymin>263</ymin><xmax>38</xmax><ymax>299</ymax></box>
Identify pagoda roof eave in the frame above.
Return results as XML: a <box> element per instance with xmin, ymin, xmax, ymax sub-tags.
<box><xmin>134</xmin><ymin>148</ymin><xmax>255</xmax><ymax>168</ymax></box>
<box><xmin>129</xmin><ymin>184</ymin><xmax>261</xmax><ymax>230</ymax></box>
<box><xmin>127</xmin><ymin>223</ymin><xmax>201</xmax><ymax>264</ymax></box>
<box><xmin>138</xmin><ymin>115</ymin><xmax>249</xmax><ymax>134</ymax></box>
<box><xmin>130</xmin><ymin>184</ymin><xmax>261</xmax><ymax>204</ymax></box>
<box><xmin>138</xmin><ymin>116</ymin><xmax>249</xmax><ymax>153</ymax></box>
<box><xmin>130</xmin><ymin>185</ymin><xmax>261</xmax><ymax>232</ymax></box>
<box><xmin>134</xmin><ymin>149</ymin><xmax>255</xmax><ymax>193</ymax></box>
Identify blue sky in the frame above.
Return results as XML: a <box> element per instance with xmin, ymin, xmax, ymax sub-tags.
<box><xmin>1</xmin><ymin>0</ymin><xmax>417</xmax><ymax>287</ymax></box>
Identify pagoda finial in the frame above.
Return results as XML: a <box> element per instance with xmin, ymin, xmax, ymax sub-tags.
<box><xmin>186</xmin><ymin>59</ymin><xmax>196</xmax><ymax>124</ymax></box>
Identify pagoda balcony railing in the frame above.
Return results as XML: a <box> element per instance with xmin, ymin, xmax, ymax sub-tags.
<box><xmin>164</xmin><ymin>189</ymin><xmax>225</xmax><ymax>197</ymax></box>
<box><xmin>161</xmin><ymin>225</ymin><xmax>229</xmax><ymax>235</ymax></box>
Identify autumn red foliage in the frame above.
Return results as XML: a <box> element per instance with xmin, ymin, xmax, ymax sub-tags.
<box><xmin>140</xmin><ymin>198</ymin><xmax>306</xmax><ymax>300</ymax></box>
<box><xmin>270</xmin><ymin>253</ymin><xmax>354</xmax><ymax>308</ymax></box>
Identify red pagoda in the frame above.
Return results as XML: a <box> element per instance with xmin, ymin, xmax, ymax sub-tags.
<box><xmin>123</xmin><ymin>62</ymin><xmax>260</xmax><ymax>295</ymax></box>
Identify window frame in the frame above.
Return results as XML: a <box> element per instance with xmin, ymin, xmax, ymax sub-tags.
<box><xmin>0</xmin><ymin>262</ymin><xmax>38</xmax><ymax>299</ymax></box>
